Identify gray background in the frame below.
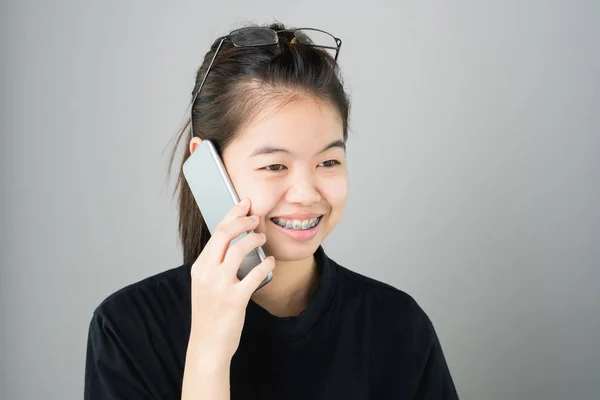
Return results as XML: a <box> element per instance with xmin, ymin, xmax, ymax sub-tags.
<box><xmin>1</xmin><ymin>0</ymin><xmax>599</xmax><ymax>399</ymax></box>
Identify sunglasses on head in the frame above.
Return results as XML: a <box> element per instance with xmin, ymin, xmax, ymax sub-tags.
<box><xmin>189</xmin><ymin>27</ymin><xmax>342</xmax><ymax>139</ymax></box>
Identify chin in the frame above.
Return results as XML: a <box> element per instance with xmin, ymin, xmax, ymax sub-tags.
<box><xmin>262</xmin><ymin>240</ymin><xmax>321</xmax><ymax>262</ymax></box>
<box><xmin>257</xmin><ymin>213</ymin><xmax>337</xmax><ymax>261</ymax></box>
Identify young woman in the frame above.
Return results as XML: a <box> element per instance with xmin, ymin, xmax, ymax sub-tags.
<box><xmin>84</xmin><ymin>22</ymin><xmax>459</xmax><ymax>400</ymax></box>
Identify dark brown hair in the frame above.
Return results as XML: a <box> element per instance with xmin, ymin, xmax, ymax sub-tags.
<box><xmin>168</xmin><ymin>22</ymin><xmax>351</xmax><ymax>264</ymax></box>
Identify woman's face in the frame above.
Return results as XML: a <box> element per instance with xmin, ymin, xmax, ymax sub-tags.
<box><xmin>221</xmin><ymin>96</ymin><xmax>348</xmax><ymax>262</ymax></box>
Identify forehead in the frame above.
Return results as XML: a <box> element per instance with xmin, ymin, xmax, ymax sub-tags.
<box><xmin>227</xmin><ymin>96</ymin><xmax>344</xmax><ymax>155</ymax></box>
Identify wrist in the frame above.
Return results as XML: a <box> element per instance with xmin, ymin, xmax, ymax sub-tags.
<box><xmin>185</xmin><ymin>337</ymin><xmax>232</xmax><ymax>372</ymax></box>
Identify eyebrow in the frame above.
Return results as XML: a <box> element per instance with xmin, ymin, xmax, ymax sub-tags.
<box><xmin>249</xmin><ymin>139</ymin><xmax>346</xmax><ymax>157</ymax></box>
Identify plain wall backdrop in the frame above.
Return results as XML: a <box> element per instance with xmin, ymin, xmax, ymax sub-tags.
<box><xmin>1</xmin><ymin>0</ymin><xmax>599</xmax><ymax>399</ymax></box>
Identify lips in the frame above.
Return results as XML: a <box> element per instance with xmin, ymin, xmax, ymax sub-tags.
<box><xmin>268</xmin><ymin>215</ymin><xmax>322</xmax><ymax>241</ymax></box>
<box><xmin>270</xmin><ymin>215</ymin><xmax>322</xmax><ymax>230</ymax></box>
<box><xmin>270</xmin><ymin>213</ymin><xmax>324</xmax><ymax>220</ymax></box>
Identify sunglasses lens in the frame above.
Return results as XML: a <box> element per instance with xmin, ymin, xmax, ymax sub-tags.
<box><xmin>293</xmin><ymin>29</ymin><xmax>334</xmax><ymax>46</ymax></box>
<box><xmin>294</xmin><ymin>29</ymin><xmax>339</xmax><ymax>58</ymax></box>
<box><xmin>231</xmin><ymin>28</ymin><xmax>278</xmax><ymax>46</ymax></box>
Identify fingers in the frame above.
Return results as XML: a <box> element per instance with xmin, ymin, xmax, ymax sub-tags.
<box><xmin>237</xmin><ymin>255</ymin><xmax>276</xmax><ymax>296</ymax></box>
<box><xmin>211</xmin><ymin>216</ymin><xmax>260</xmax><ymax>261</ymax></box>
<box><xmin>222</xmin><ymin>232</ymin><xmax>267</xmax><ymax>276</ymax></box>
<box><xmin>194</xmin><ymin>197</ymin><xmax>275</xmax><ymax>296</ymax></box>
<box><xmin>206</xmin><ymin>199</ymin><xmax>258</xmax><ymax>264</ymax></box>
<box><xmin>221</xmin><ymin>198</ymin><xmax>251</xmax><ymax>226</ymax></box>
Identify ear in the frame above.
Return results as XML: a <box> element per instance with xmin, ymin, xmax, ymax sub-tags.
<box><xmin>189</xmin><ymin>137</ymin><xmax>202</xmax><ymax>154</ymax></box>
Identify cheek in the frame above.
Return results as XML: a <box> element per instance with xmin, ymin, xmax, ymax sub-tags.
<box><xmin>322</xmin><ymin>174</ymin><xmax>349</xmax><ymax>212</ymax></box>
<box><xmin>231</xmin><ymin>175</ymin><xmax>282</xmax><ymax>217</ymax></box>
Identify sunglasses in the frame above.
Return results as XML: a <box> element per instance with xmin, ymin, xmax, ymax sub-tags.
<box><xmin>189</xmin><ymin>27</ymin><xmax>342</xmax><ymax>139</ymax></box>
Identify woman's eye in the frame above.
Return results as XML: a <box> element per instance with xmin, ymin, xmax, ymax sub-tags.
<box><xmin>263</xmin><ymin>164</ymin><xmax>287</xmax><ymax>171</ymax></box>
<box><xmin>319</xmin><ymin>160</ymin><xmax>340</xmax><ymax>167</ymax></box>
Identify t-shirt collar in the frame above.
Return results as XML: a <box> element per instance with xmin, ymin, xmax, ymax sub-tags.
<box><xmin>245</xmin><ymin>245</ymin><xmax>338</xmax><ymax>343</ymax></box>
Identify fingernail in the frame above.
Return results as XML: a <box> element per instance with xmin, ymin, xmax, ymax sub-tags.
<box><xmin>238</xmin><ymin>198</ymin><xmax>249</xmax><ymax>207</ymax></box>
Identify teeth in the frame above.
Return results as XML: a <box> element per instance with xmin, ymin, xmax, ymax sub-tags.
<box><xmin>271</xmin><ymin>216</ymin><xmax>320</xmax><ymax>230</ymax></box>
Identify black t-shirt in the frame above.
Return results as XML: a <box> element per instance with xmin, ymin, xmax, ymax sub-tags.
<box><xmin>84</xmin><ymin>246</ymin><xmax>459</xmax><ymax>399</ymax></box>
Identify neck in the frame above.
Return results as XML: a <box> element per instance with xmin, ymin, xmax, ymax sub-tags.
<box><xmin>250</xmin><ymin>255</ymin><xmax>320</xmax><ymax>317</ymax></box>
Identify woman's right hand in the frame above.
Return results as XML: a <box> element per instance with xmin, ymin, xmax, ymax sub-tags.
<box><xmin>184</xmin><ymin>198</ymin><xmax>275</xmax><ymax>370</ymax></box>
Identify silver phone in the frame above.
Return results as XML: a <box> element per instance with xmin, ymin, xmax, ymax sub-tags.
<box><xmin>182</xmin><ymin>139</ymin><xmax>272</xmax><ymax>291</ymax></box>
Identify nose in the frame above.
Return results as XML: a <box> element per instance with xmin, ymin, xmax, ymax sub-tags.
<box><xmin>285</xmin><ymin>171</ymin><xmax>322</xmax><ymax>206</ymax></box>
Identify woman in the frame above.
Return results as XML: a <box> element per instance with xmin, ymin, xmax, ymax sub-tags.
<box><xmin>84</xmin><ymin>22</ymin><xmax>459</xmax><ymax>399</ymax></box>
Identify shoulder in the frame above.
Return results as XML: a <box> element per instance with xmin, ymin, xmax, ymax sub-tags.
<box><xmin>336</xmin><ymin>261</ymin><xmax>419</xmax><ymax>308</ymax></box>
<box><xmin>91</xmin><ymin>263</ymin><xmax>192</xmax><ymax>323</ymax></box>
<box><xmin>85</xmin><ymin>265</ymin><xmax>193</xmax><ymax>397</ymax></box>
<box><xmin>331</xmin><ymin>260</ymin><xmax>441</xmax><ymax>359</ymax></box>
<box><xmin>334</xmin><ymin>260</ymin><xmax>433</xmax><ymax>329</ymax></box>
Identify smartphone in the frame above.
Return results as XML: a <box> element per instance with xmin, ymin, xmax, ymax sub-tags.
<box><xmin>182</xmin><ymin>139</ymin><xmax>272</xmax><ymax>291</ymax></box>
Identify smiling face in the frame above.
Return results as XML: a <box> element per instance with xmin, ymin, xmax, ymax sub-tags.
<box><xmin>221</xmin><ymin>96</ymin><xmax>348</xmax><ymax>262</ymax></box>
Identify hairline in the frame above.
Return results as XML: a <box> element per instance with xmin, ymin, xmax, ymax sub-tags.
<box><xmin>224</xmin><ymin>79</ymin><xmax>345</xmax><ymax>149</ymax></box>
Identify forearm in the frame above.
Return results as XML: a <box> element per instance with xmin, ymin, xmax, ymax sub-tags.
<box><xmin>181</xmin><ymin>342</ymin><xmax>231</xmax><ymax>400</ymax></box>
<box><xmin>181</xmin><ymin>361</ymin><xmax>230</xmax><ymax>400</ymax></box>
